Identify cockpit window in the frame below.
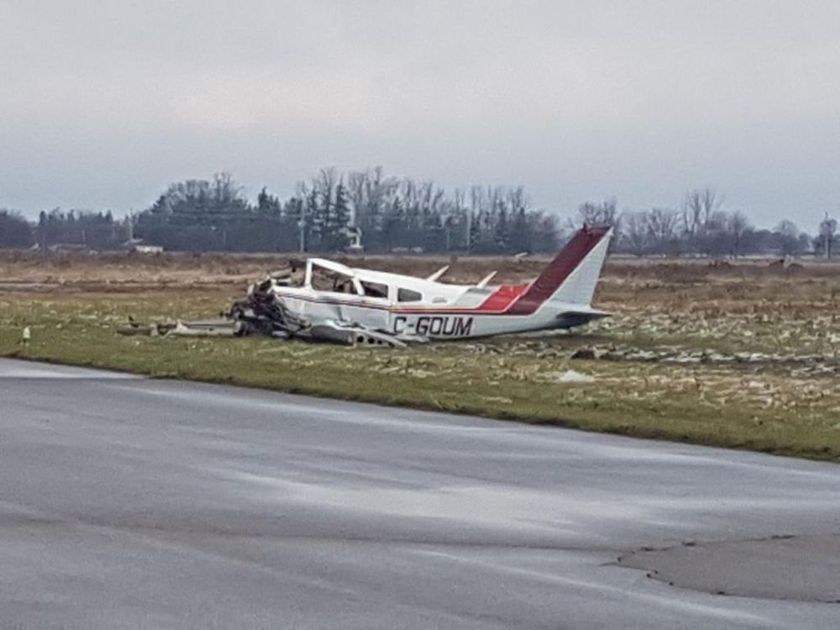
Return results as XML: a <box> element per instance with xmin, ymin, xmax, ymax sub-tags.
<box><xmin>397</xmin><ymin>288</ymin><xmax>423</xmax><ymax>302</ymax></box>
<box><xmin>360</xmin><ymin>281</ymin><xmax>388</xmax><ymax>299</ymax></box>
<box><xmin>311</xmin><ymin>265</ymin><xmax>355</xmax><ymax>293</ymax></box>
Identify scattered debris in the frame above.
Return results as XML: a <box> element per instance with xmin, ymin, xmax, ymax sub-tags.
<box><xmin>557</xmin><ymin>369</ymin><xmax>596</xmax><ymax>384</ymax></box>
<box><xmin>568</xmin><ymin>344</ymin><xmax>840</xmax><ymax>375</ymax></box>
<box><xmin>117</xmin><ymin>319</ymin><xmax>175</xmax><ymax>337</ymax></box>
<box><xmin>225</xmin><ymin>278</ymin><xmax>407</xmax><ymax>347</ymax></box>
<box><xmin>167</xmin><ymin>320</ymin><xmax>239</xmax><ymax>337</ymax></box>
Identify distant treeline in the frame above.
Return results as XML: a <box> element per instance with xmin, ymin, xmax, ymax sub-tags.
<box><xmin>1</xmin><ymin>168</ymin><xmax>838</xmax><ymax>257</ymax></box>
<box><xmin>132</xmin><ymin>170</ymin><xmax>560</xmax><ymax>255</ymax></box>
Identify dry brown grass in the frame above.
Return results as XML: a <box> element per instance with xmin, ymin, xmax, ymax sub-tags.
<box><xmin>3</xmin><ymin>248</ymin><xmax>839</xmax><ymax>290</ymax></box>
<box><xmin>3</xmin><ymin>251</ymin><xmax>840</xmax><ymax>460</ymax></box>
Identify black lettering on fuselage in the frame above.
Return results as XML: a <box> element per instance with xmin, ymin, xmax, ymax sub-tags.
<box><xmin>396</xmin><ymin>315</ymin><xmax>474</xmax><ymax>338</ymax></box>
<box><xmin>416</xmin><ymin>316</ymin><xmax>430</xmax><ymax>335</ymax></box>
<box><xmin>442</xmin><ymin>317</ymin><xmax>456</xmax><ymax>335</ymax></box>
<box><xmin>453</xmin><ymin>317</ymin><xmax>473</xmax><ymax>336</ymax></box>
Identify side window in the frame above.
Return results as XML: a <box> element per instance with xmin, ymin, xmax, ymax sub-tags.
<box><xmin>397</xmin><ymin>288</ymin><xmax>423</xmax><ymax>303</ymax></box>
<box><xmin>331</xmin><ymin>277</ymin><xmax>354</xmax><ymax>294</ymax></box>
<box><xmin>360</xmin><ymin>281</ymin><xmax>388</xmax><ymax>299</ymax></box>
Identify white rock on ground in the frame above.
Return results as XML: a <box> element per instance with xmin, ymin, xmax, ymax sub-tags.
<box><xmin>557</xmin><ymin>370</ymin><xmax>596</xmax><ymax>384</ymax></box>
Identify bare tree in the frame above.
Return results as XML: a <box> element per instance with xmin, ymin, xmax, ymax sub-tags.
<box><xmin>647</xmin><ymin>208</ymin><xmax>680</xmax><ymax>254</ymax></box>
<box><xmin>621</xmin><ymin>210</ymin><xmax>649</xmax><ymax>255</ymax></box>
<box><xmin>775</xmin><ymin>219</ymin><xmax>802</xmax><ymax>256</ymax></box>
<box><xmin>682</xmin><ymin>188</ymin><xmax>723</xmax><ymax>253</ymax></box>
<box><xmin>211</xmin><ymin>172</ymin><xmax>244</xmax><ymax>206</ymax></box>
<box><xmin>317</xmin><ymin>168</ymin><xmax>338</xmax><ymax>208</ymax></box>
<box><xmin>725</xmin><ymin>210</ymin><xmax>751</xmax><ymax>257</ymax></box>
<box><xmin>346</xmin><ymin>169</ymin><xmax>369</xmax><ymax>227</ymax></box>
<box><xmin>577</xmin><ymin>198</ymin><xmax>618</xmax><ymax>227</ymax></box>
<box><xmin>506</xmin><ymin>186</ymin><xmax>528</xmax><ymax>213</ymax></box>
<box><xmin>348</xmin><ymin>167</ymin><xmax>400</xmax><ymax>236</ymax></box>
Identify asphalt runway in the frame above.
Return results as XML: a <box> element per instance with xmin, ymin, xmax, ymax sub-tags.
<box><xmin>2</xmin><ymin>358</ymin><xmax>840</xmax><ymax>629</ymax></box>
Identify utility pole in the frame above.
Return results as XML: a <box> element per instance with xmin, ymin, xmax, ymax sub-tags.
<box><xmin>299</xmin><ymin>199</ymin><xmax>306</xmax><ymax>253</ymax></box>
<box><xmin>820</xmin><ymin>213</ymin><xmax>837</xmax><ymax>260</ymax></box>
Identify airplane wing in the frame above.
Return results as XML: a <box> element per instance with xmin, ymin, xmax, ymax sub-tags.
<box><xmin>476</xmin><ymin>271</ymin><xmax>497</xmax><ymax>288</ymax></box>
<box><xmin>426</xmin><ymin>265</ymin><xmax>450</xmax><ymax>282</ymax></box>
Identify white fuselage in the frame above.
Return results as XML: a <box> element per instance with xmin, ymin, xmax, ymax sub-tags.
<box><xmin>271</xmin><ymin>278</ymin><xmax>595</xmax><ymax>341</ymax></box>
<box><xmin>270</xmin><ymin>226</ymin><xmax>612</xmax><ymax>340</ymax></box>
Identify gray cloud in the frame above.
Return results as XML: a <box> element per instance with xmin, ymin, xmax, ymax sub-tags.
<box><xmin>1</xmin><ymin>0</ymin><xmax>838</xmax><ymax>227</ymax></box>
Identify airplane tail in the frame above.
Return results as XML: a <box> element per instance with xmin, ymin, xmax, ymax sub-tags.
<box><xmin>507</xmin><ymin>225</ymin><xmax>612</xmax><ymax>315</ymax></box>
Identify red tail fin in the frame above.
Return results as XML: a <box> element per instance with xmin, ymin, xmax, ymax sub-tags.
<box><xmin>507</xmin><ymin>226</ymin><xmax>611</xmax><ymax>315</ymax></box>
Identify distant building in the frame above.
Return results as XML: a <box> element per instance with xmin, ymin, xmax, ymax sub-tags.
<box><xmin>133</xmin><ymin>245</ymin><xmax>164</xmax><ymax>254</ymax></box>
<box><xmin>47</xmin><ymin>243</ymin><xmax>90</xmax><ymax>253</ymax></box>
<box><xmin>343</xmin><ymin>226</ymin><xmax>364</xmax><ymax>254</ymax></box>
<box><xmin>123</xmin><ymin>238</ymin><xmax>164</xmax><ymax>254</ymax></box>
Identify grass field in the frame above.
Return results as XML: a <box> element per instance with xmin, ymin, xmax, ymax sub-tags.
<box><xmin>2</xmin><ymin>251</ymin><xmax>840</xmax><ymax>461</ymax></box>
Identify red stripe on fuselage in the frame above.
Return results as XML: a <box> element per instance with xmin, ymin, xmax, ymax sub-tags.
<box><xmin>392</xmin><ymin>284</ymin><xmax>528</xmax><ymax>314</ymax></box>
<box><xmin>271</xmin><ymin>291</ymin><xmax>532</xmax><ymax>316</ymax></box>
<box><xmin>474</xmin><ymin>284</ymin><xmax>528</xmax><ymax>311</ymax></box>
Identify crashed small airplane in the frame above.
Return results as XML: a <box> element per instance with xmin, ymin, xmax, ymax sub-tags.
<box><xmin>226</xmin><ymin>225</ymin><xmax>613</xmax><ymax>346</ymax></box>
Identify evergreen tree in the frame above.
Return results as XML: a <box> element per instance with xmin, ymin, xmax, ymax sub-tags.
<box><xmin>494</xmin><ymin>205</ymin><xmax>510</xmax><ymax>252</ymax></box>
<box><xmin>305</xmin><ymin>187</ymin><xmax>321</xmax><ymax>252</ymax></box>
<box><xmin>510</xmin><ymin>207</ymin><xmax>530</xmax><ymax>253</ymax></box>
<box><xmin>37</xmin><ymin>211</ymin><xmax>48</xmax><ymax>248</ymax></box>
<box><xmin>256</xmin><ymin>186</ymin><xmax>282</xmax><ymax>217</ymax></box>
<box><xmin>0</xmin><ymin>210</ymin><xmax>34</xmax><ymax>248</ymax></box>
<box><xmin>468</xmin><ymin>210</ymin><xmax>481</xmax><ymax>253</ymax></box>
<box><xmin>323</xmin><ymin>182</ymin><xmax>351</xmax><ymax>251</ymax></box>
<box><xmin>382</xmin><ymin>197</ymin><xmax>403</xmax><ymax>252</ymax></box>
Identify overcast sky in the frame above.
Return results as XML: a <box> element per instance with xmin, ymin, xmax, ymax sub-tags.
<box><xmin>1</xmin><ymin>0</ymin><xmax>838</xmax><ymax>227</ymax></box>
